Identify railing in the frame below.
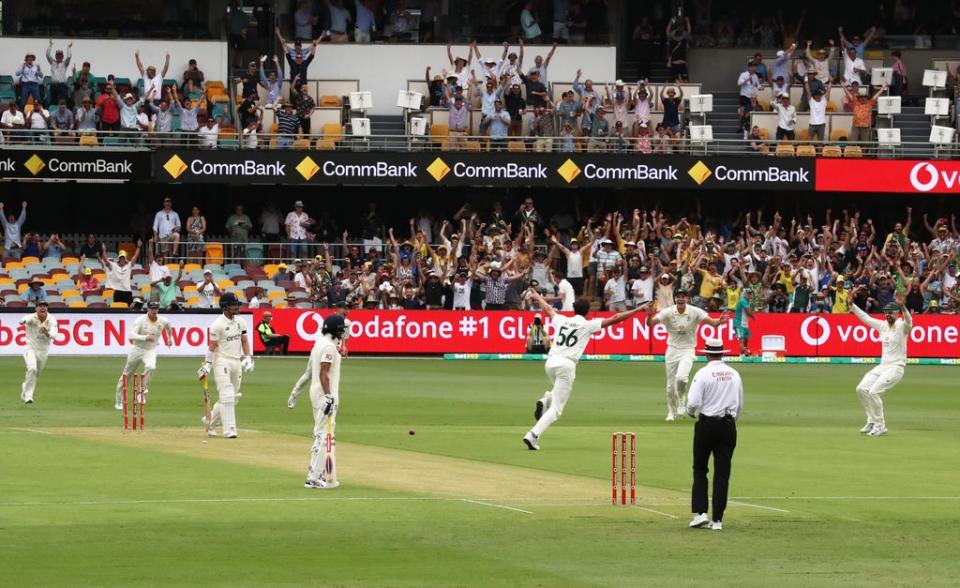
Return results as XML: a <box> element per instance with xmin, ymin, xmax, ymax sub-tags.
<box><xmin>2</xmin><ymin>128</ymin><xmax>959</xmax><ymax>159</ymax></box>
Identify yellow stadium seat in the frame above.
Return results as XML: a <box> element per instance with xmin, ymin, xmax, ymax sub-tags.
<box><xmin>217</xmin><ymin>279</ymin><xmax>235</xmax><ymax>289</ymax></box>
<box><xmin>206</xmin><ymin>80</ymin><xmax>225</xmax><ymax>91</ymax></box>
<box><xmin>182</xmin><ymin>285</ymin><xmax>198</xmax><ymax>294</ymax></box>
<box><xmin>775</xmin><ymin>143</ymin><xmax>795</xmax><ymax>157</ymax></box>
<box><xmin>796</xmin><ymin>129</ymin><xmax>809</xmax><ymax>141</ymax></box>
<box><xmin>273</xmin><ymin>299</ymin><xmax>289</xmax><ymax>309</ymax></box>
<box><xmin>464</xmin><ymin>141</ymin><xmax>482</xmax><ymax>152</ymax></box>
<box><xmin>103</xmin><ymin>288</ymin><xmax>115</xmax><ymax>299</ymax></box>
<box><xmin>93</xmin><ymin>273</ymin><xmax>106</xmax><ymax>282</ymax></box>
<box><xmin>321</xmin><ymin>123</ymin><xmax>343</xmax><ymax>142</ymax></box>
<box><xmin>61</xmin><ymin>289</ymin><xmax>81</xmax><ymax>299</ymax></box>
<box><xmin>757</xmin><ymin>129</ymin><xmax>769</xmax><ymax>140</ymax></box>
<box><xmin>843</xmin><ymin>145</ymin><xmax>863</xmax><ymax>158</ymax></box>
<box><xmin>264</xmin><ymin>263</ymin><xmax>280</xmax><ymax>278</ymax></box>
<box><xmin>79</xmin><ymin>135</ymin><xmax>99</xmax><ymax>147</ymax></box>
<box><xmin>0</xmin><ymin>277</ymin><xmax>13</xmax><ymax>285</ymax></box>
<box><xmin>267</xmin><ymin>290</ymin><xmax>286</xmax><ymax>301</ymax></box>
<box><xmin>68</xmin><ymin>301</ymin><xmax>87</xmax><ymax>308</ymax></box>
<box><xmin>205</xmin><ymin>242</ymin><xmax>224</xmax><ymax>265</ymax></box>
<box><xmin>17</xmin><ymin>283</ymin><xmax>29</xmax><ymax>294</ymax></box>
<box><xmin>62</xmin><ymin>257</ymin><xmax>80</xmax><ymax>265</ymax></box>
<box><xmin>184</xmin><ymin>263</ymin><xmax>202</xmax><ymax>272</ymax></box>
<box><xmin>822</xmin><ymin>145</ymin><xmax>843</xmax><ymax>158</ymax></box>
<box><xmin>166</xmin><ymin>263</ymin><xmax>180</xmax><ymax>272</ymax></box>
<box><xmin>5</xmin><ymin>261</ymin><xmax>25</xmax><ymax>270</ymax></box>
<box><xmin>430</xmin><ymin>123</ymin><xmax>449</xmax><ymax>138</ymax></box>
<box><xmin>320</xmin><ymin>95</ymin><xmax>341</xmax><ymax>107</ymax></box>
<box><xmin>186</xmin><ymin>296</ymin><xmax>200</xmax><ymax>307</ymax></box>
<box><xmin>110</xmin><ymin>302</ymin><xmax>129</xmax><ymax>309</ymax></box>
<box><xmin>21</xmin><ymin>256</ymin><xmax>40</xmax><ymax>265</ymax></box>
<box><xmin>830</xmin><ymin>129</ymin><xmax>848</xmax><ymax>142</ymax></box>
<box><xmin>315</xmin><ymin>139</ymin><xmax>336</xmax><ymax>150</ymax></box>
<box><xmin>826</xmin><ymin>101</ymin><xmax>837</xmax><ymax>112</ymax></box>
<box><xmin>508</xmin><ymin>141</ymin><xmax>527</xmax><ymax>153</ymax></box>
<box><xmin>140</xmin><ymin>285</ymin><xmax>151</xmax><ymax>296</ymax></box>
<box><xmin>293</xmin><ymin>138</ymin><xmax>312</xmax><ymax>150</ymax></box>
<box><xmin>796</xmin><ymin>144</ymin><xmax>817</xmax><ymax>157</ymax></box>
<box><xmin>211</xmin><ymin>94</ymin><xmax>231</xmax><ymax>104</ymax></box>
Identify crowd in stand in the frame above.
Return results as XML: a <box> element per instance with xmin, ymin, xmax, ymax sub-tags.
<box><xmin>4</xmin><ymin>196</ymin><xmax>960</xmax><ymax>316</ymax></box>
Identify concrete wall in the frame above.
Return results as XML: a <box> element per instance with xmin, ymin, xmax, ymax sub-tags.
<box><xmin>689</xmin><ymin>47</ymin><xmax>960</xmax><ymax>93</ymax></box>
<box><xmin>0</xmin><ymin>37</ymin><xmax>229</xmax><ymax>86</ymax></box>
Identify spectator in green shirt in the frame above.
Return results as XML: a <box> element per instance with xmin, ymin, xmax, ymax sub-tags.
<box><xmin>152</xmin><ymin>260</ymin><xmax>183</xmax><ymax>310</ymax></box>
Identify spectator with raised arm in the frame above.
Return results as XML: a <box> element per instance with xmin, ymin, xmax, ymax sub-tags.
<box><xmin>24</xmin><ymin>102</ymin><xmax>50</xmax><ymax>145</ymax></box>
<box><xmin>737</xmin><ymin>61</ymin><xmax>763</xmax><ymax>111</ymax></box>
<box><xmin>259</xmin><ymin>55</ymin><xmax>284</xmax><ymax>104</ymax></box>
<box><xmin>838</xmin><ymin>25</ymin><xmax>877</xmax><ymax>58</ymax></box>
<box><xmin>805</xmin><ymin>39</ymin><xmax>835</xmax><ymax>84</ymax></box>
<box><xmin>660</xmin><ymin>83</ymin><xmax>684</xmax><ymax>134</ymax></box>
<box><xmin>528</xmin><ymin>43</ymin><xmax>557</xmax><ymax>85</ymax></box>
<box><xmin>1</xmin><ymin>201</ymin><xmax>27</xmax><ymax>255</ymax></box>
<box><xmin>95</xmin><ymin>80</ymin><xmax>121</xmax><ymax>134</ymax></box>
<box><xmin>843</xmin><ymin>81</ymin><xmax>886</xmax><ymax>144</ymax></box>
<box><xmin>46</xmin><ymin>39</ymin><xmax>72</xmax><ymax>105</ymax></box>
<box><xmin>134</xmin><ymin>50</ymin><xmax>169</xmax><ymax>104</ymax></box>
<box><xmin>842</xmin><ymin>46</ymin><xmax>866</xmax><ymax>85</ymax></box>
<box><xmin>284</xmin><ymin>37</ymin><xmax>317</xmax><ymax>94</ymax></box>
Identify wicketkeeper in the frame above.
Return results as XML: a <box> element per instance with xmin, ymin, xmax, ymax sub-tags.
<box><xmin>114</xmin><ymin>301</ymin><xmax>171</xmax><ymax>409</ymax></box>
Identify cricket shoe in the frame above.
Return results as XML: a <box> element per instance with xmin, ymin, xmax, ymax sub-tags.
<box><xmin>115</xmin><ymin>400</ymin><xmax>123</xmax><ymax>411</ymax></box>
<box><xmin>224</xmin><ymin>430</ymin><xmax>238</xmax><ymax>439</ymax></box>
<box><xmin>868</xmin><ymin>426</ymin><xmax>888</xmax><ymax>437</ymax></box>
<box><xmin>689</xmin><ymin>513</ymin><xmax>710</xmax><ymax>528</ymax></box>
<box><xmin>201</xmin><ymin>416</ymin><xmax>218</xmax><ymax>437</ymax></box>
<box><xmin>304</xmin><ymin>478</ymin><xmax>326</xmax><ymax>489</ymax></box>
<box><xmin>534</xmin><ymin>392</ymin><xmax>550</xmax><ymax>421</ymax></box>
<box><xmin>859</xmin><ymin>422</ymin><xmax>875</xmax><ymax>434</ymax></box>
<box><xmin>709</xmin><ymin>521</ymin><xmax>723</xmax><ymax>531</ymax></box>
<box><xmin>678</xmin><ymin>405</ymin><xmax>687</xmax><ymax>417</ymax></box>
<box><xmin>665</xmin><ymin>412</ymin><xmax>676</xmax><ymax>422</ymax></box>
<box><xmin>523</xmin><ymin>431</ymin><xmax>540</xmax><ymax>451</ymax></box>
<box><xmin>287</xmin><ymin>393</ymin><xmax>297</xmax><ymax>409</ymax></box>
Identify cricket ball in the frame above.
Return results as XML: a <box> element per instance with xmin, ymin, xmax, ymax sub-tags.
<box><xmin>408</xmin><ymin>429</ymin><xmax>416</xmax><ymax>435</ymax></box>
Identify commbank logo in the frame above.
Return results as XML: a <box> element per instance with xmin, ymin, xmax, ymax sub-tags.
<box><xmin>687</xmin><ymin>161</ymin><xmax>712</xmax><ymax>185</ymax></box>
<box><xmin>163</xmin><ymin>155</ymin><xmax>188</xmax><ymax>179</ymax></box>
<box><xmin>427</xmin><ymin>157</ymin><xmax>451</xmax><ymax>182</ymax></box>
<box><xmin>296</xmin><ymin>156</ymin><xmax>319</xmax><ymax>180</ymax></box>
<box><xmin>556</xmin><ymin>159</ymin><xmax>581</xmax><ymax>183</ymax></box>
<box><xmin>24</xmin><ymin>154</ymin><xmax>46</xmax><ymax>176</ymax></box>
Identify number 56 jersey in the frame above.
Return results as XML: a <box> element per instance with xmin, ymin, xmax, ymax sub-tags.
<box><xmin>548</xmin><ymin>314</ymin><xmax>604</xmax><ymax>363</ymax></box>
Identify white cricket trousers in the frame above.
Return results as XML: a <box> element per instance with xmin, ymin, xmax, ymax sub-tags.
<box><xmin>307</xmin><ymin>390</ymin><xmax>339</xmax><ymax>484</ymax></box>
<box><xmin>856</xmin><ymin>364</ymin><xmax>903</xmax><ymax>428</ymax></box>
<box><xmin>22</xmin><ymin>349</ymin><xmax>49</xmax><ymax>402</ymax></box>
<box><xmin>665</xmin><ymin>347</ymin><xmax>695</xmax><ymax>412</ymax></box>
<box><xmin>289</xmin><ymin>361</ymin><xmax>312</xmax><ymax>401</ymax></box>
<box><xmin>114</xmin><ymin>348</ymin><xmax>157</xmax><ymax>404</ymax></box>
<box><xmin>531</xmin><ymin>357</ymin><xmax>577</xmax><ymax>437</ymax></box>
<box><xmin>209</xmin><ymin>358</ymin><xmax>243</xmax><ymax>436</ymax></box>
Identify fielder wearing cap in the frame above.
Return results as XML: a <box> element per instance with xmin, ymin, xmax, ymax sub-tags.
<box><xmin>646</xmin><ymin>291</ymin><xmax>729</xmax><ymax>421</ymax></box>
<box><xmin>303</xmin><ymin>313</ymin><xmax>348</xmax><ymax>489</ymax></box>
<box><xmin>849</xmin><ymin>291</ymin><xmax>911</xmax><ymax>437</ymax></box>
<box><xmin>18</xmin><ymin>300</ymin><xmax>59</xmax><ymax>404</ymax></box>
<box><xmin>113</xmin><ymin>297</ymin><xmax>172</xmax><ymax>410</ymax></box>
<box><xmin>198</xmin><ymin>292</ymin><xmax>253</xmax><ymax>439</ymax></box>
<box><xmin>686</xmin><ymin>338</ymin><xmax>743</xmax><ymax>531</ymax></box>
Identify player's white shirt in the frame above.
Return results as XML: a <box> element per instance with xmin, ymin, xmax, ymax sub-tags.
<box><xmin>547</xmin><ymin>313</ymin><xmax>603</xmax><ymax>363</ymax></box>
<box><xmin>314</xmin><ymin>335</ymin><xmax>342</xmax><ymax>396</ymax></box>
<box><xmin>557</xmin><ymin>279</ymin><xmax>575</xmax><ymax>311</ymax></box>
<box><xmin>656</xmin><ymin>304</ymin><xmax>709</xmax><ymax>350</ymax></box>
<box><xmin>128</xmin><ymin>314</ymin><xmax>171</xmax><ymax>351</ymax></box>
<box><xmin>105</xmin><ymin>261</ymin><xmax>133</xmax><ymax>291</ymax></box>
<box><xmin>852</xmin><ymin>305</ymin><xmax>911</xmax><ymax>367</ymax></box>
<box><xmin>20</xmin><ymin>313</ymin><xmax>58</xmax><ymax>352</ymax></box>
<box><xmin>209</xmin><ymin>314</ymin><xmax>247</xmax><ymax>361</ymax></box>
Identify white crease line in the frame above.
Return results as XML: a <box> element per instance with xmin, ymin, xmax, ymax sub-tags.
<box><xmin>3</xmin><ymin>427</ymin><xmax>53</xmax><ymax>435</ymax></box>
<box><xmin>732</xmin><ymin>496</ymin><xmax>960</xmax><ymax>501</ymax></box>
<box><xmin>636</xmin><ymin>506</ymin><xmax>680</xmax><ymax>519</ymax></box>
<box><xmin>729</xmin><ymin>500</ymin><xmax>791</xmax><ymax>513</ymax></box>
<box><xmin>460</xmin><ymin>499</ymin><xmax>534</xmax><ymax>515</ymax></box>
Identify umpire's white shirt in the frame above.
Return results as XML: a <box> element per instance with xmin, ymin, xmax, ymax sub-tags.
<box><xmin>686</xmin><ymin>360</ymin><xmax>744</xmax><ymax>421</ymax></box>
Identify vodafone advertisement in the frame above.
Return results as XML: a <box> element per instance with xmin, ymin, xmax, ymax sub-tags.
<box><xmin>253</xmin><ymin>309</ymin><xmax>960</xmax><ymax>358</ymax></box>
<box><xmin>0</xmin><ymin>313</ymin><xmax>253</xmax><ymax>356</ymax></box>
<box><xmin>816</xmin><ymin>159</ymin><xmax>960</xmax><ymax>194</ymax></box>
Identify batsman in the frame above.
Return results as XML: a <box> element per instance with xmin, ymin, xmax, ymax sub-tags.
<box><xmin>304</xmin><ymin>314</ymin><xmax>346</xmax><ymax>489</ymax></box>
<box><xmin>198</xmin><ymin>292</ymin><xmax>254</xmax><ymax>438</ymax></box>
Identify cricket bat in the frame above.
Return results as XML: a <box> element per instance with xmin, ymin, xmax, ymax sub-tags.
<box><xmin>324</xmin><ymin>417</ymin><xmax>337</xmax><ymax>485</ymax></box>
<box><xmin>202</xmin><ymin>374</ymin><xmax>212</xmax><ymax>433</ymax></box>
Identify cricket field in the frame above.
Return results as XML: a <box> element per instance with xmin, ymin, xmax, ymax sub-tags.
<box><xmin>1</xmin><ymin>357</ymin><xmax>958</xmax><ymax>587</ymax></box>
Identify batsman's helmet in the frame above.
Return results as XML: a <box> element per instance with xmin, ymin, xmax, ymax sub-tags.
<box><xmin>220</xmin><ymin>292</ymin><xmax>241</xmax><ymax>310</ymax></box>
<box><xmin>322</xmin><ymin>313</ymin><xmax>347</xmax><ymax>340</ymax></box>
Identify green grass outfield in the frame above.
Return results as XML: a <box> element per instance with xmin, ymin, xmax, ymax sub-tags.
<box><xmin>1</xmin><ymin>357</ymin><xmax>958</xmax><ymax>587</ymax></box>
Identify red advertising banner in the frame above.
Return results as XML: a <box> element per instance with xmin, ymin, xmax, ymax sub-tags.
<box><xmin>816</xmin><ymin>159</ymin><xmax>960</xmax><ymax>194</ymax></box>
<box><xmin>252</xmin><ymin>310</ymin><xmax>960</xmax><ymax>358</ymax></box>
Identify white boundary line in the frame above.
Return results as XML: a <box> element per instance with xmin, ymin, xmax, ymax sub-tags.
<box><xmin>460</xmin><ymin>499</ymin><xmax>534</xmax><ymax>515</ymax></box>
<box><xmin>3</xmin><ymin>427</ymin><xmax>53</xmax><ymax>435</ymax></box>
<box><xmin>729</xmin><ymin>500</ymin><xmax>791</xmax><ymax>513</ymax></box>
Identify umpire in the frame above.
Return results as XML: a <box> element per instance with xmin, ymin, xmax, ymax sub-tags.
<box><xmin>686</xmin><ymin>338</ymin><xmax>744</xmax><ymax>531</ymax></box>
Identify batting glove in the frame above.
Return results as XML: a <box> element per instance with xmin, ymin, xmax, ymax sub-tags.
<box><xmin>241</xmin><ymin>356</ymin><xmax>255</xmax><ymax>373</ymax></box>
<box><xmin>322</xmin><ymin>395</ymin><xmax>335</xmax><ymax>415</ymax></box>
<box><xmin>197</xmin><ymin>362</ymin><xmax>212</xmax><ymax>380</ymax></box>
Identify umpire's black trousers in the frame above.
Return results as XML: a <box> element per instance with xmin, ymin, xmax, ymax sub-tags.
<box><xmin>692</xmin><ymin>414</ymin><xmax>737</xmax><ymax>522</ymax></box>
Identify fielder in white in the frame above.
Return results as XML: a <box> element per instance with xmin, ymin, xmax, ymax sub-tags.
<box><xmin>19</xmin><ymin>301</ymin><xmax>58</xmax><ymax>404</ymax></box>
<box><xmin>523</xmin><ymin>293</ymin><xmax>648</xmax><ymax>450</ymax></box>
<box><xmin>198</xmin><ymin>293</ymin><xmax>254</xmax><ymax>438</ymax></box>
<box><xmin>850</xmin><ymin>290</ymin><xmax>910</xmax><ymax>437</ymax></box>
<box><xmin>288</xmin><ymin>305</ymin><xmax>349</xmax><ymax>409</ymax></box>
<box><xmin>113</xmin><ymin>301</ymin><xmax>171</xmax><ymax>409</ymax></box>
<box><xmin>304</xmin><ymin>314</ymin><xmax>347</xmax><ymax>489</ymax></box>
<box><xmin>647</xmin><ymin>291</ymin><xmax>729</xmax><ymax>421</ymax></box>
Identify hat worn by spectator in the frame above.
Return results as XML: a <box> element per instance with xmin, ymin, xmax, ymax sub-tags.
<box><xmin>776</xmin><ymin>49</ymin><xmax>785</xmax><ymax>57</ymax></box>
<box><xmin>83</xmin><ymin>267</ymin><xmax>93</xmax><ymax>276</ymax></box>
<box><xmin>118</xmin><ymin>250</ymin><xmax>128</xmax><ymax>259</ymax></box>
<box><xmin>294</xmin><ymin>200</ymin><xmax>304</xmax><ymax>208</ymax></box>
<box><xmin>615</xmin><ymin>79</ymin><xmax>624</xmax><ymax>86</ymax></box>
<box><xmin>123</xmin><ymin>93</ymin><xmax>135</xmax><ymax>101</ymax></box>
<box><xmin>203</xmin><ymin>269</ymin><xmax>213</xmax><ymax>275</ymax></box>
<box><xmin>29</xmin><ymin>278</ymin><xmax>44</xmax><ymax>287</ymax></box>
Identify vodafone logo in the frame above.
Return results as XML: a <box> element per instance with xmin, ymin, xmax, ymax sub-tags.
<box><xmin>295</xmin><ymin>311</ymin><xmax>325</xmax><ymax>341</ymax></box>
<box><xmin>909</xmin><ymin>162</ymin><xmax>939</xmax><ymax>192</ymax></box>
<box><xmin>800</xmin><ymin>316</ymin><xmax>830</xmax><ymax>346</ymax></box>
